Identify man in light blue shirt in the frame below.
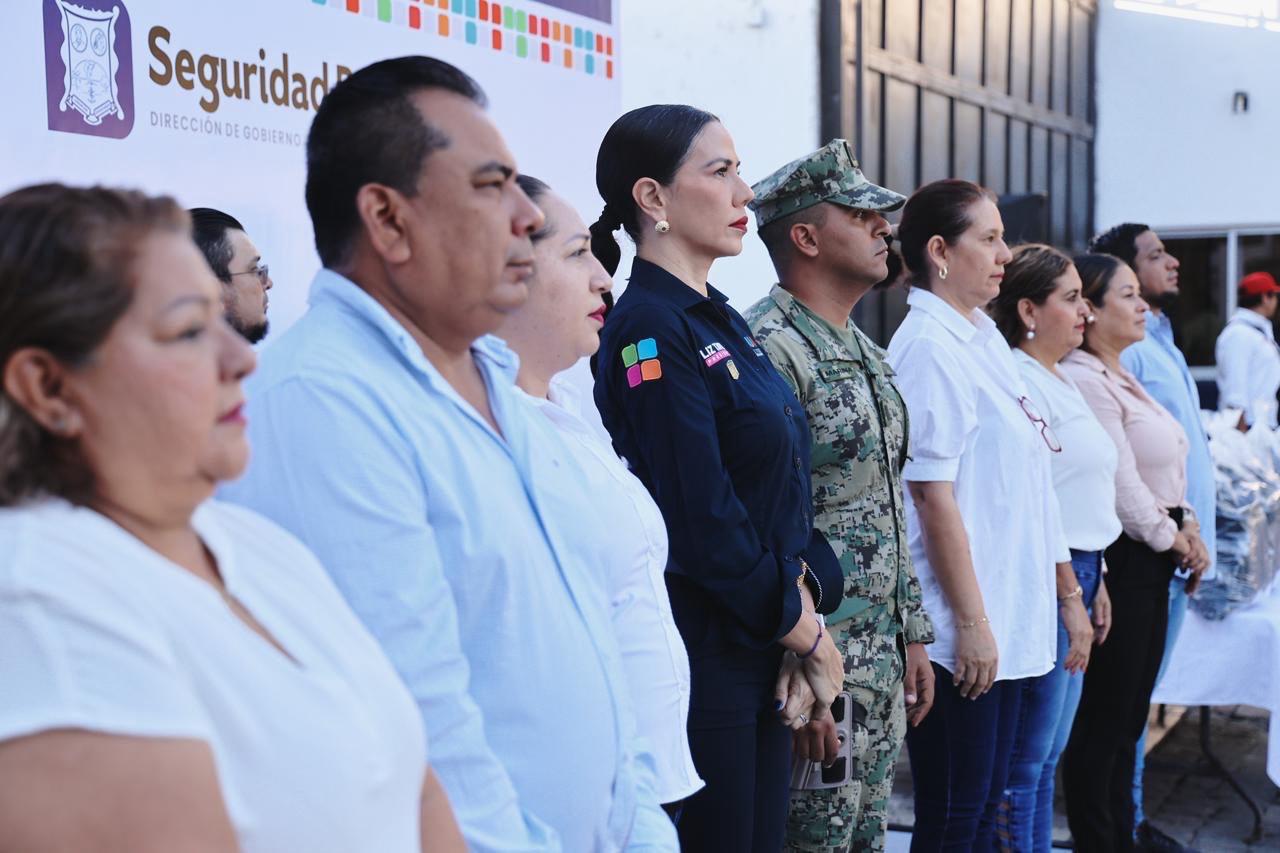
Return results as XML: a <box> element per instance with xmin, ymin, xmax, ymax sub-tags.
<box><xmin>222</xmin><ymin>57</ymin><xmax>674</xmax><ymax>852</ymax></box>
<box><xmin>1092</xmin><ymin>223</ymin><xmax>1214</xmax><ymax>852</ymax></box>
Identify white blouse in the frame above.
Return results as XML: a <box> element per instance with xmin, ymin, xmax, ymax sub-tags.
<box><xmin>527</xmin><ymin>377</ymin><xmax>704</xmax><ymax>804</ymax></box>
<box><xmin>0</xmin><ymin>499</ymin><xmax>426</xmax><ymax>852</ymax></box>
<box><xmin>1015</xmin><ymin>349</ymin><xmax>1123</xmax><ymax>553</ymax></box>
<box><xmin>887</xmin><ymin>288</ymin><xmax>1069</xmax><ymax>682</ymax></box>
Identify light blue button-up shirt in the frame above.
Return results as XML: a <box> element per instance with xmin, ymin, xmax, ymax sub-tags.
<box><xmin>1121</xmin><ymin>310</ymin><xmax>1217</xmax><ymax>573</ymax></box>
<box><xmin>221</xmin><ymin>270</ymin><xmax>675</xmax><ymax>853</ymax></box>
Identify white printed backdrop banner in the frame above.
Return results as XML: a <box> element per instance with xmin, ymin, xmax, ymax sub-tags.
<box><xmin>2</xmin><ymin>0</ymin><xmax>621</xmax><ymax>335</ymax></box>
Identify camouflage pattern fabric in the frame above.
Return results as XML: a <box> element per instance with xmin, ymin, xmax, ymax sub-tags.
<box><xmin>748</xmin><ymin>139</ymin><xmax>907</xmax><ymax>230</ymax></box>
<box><xmin>785</xmin><ymin>622</ymin><xmax>905</xmax><ymax>853</ymax></box>
<box><xmin>746</xmin><ymin>285</ymin><xmax>934</xmax><ymax>852</ymax></box>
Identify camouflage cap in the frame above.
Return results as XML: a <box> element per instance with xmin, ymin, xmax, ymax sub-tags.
<box><xmin>748</xmin><ymin>139</ymin><xmax>906</xmax><ymax>229</ymax></box>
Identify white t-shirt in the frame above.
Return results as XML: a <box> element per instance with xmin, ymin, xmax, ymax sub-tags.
<box><xmin>0</xmin><ymin>499</ymin><xmax>426</xmax><ymax>852</ymax></box>
<box><xmin>1015</xmin><ymin>349</ymin><xmax>1123</xmax><ymax>553</ymax></box>
<box><xmin>1215</xmin><ymin>307</ymin><xmax>1280</xmax><ymax>429</ymax></box>
<box><xmin>528</xmin><ymin>378</ymin><xmax>704</xmax><ymax>804</ymax></box>
<box><xmin>887</xmin><ymin>288</ymin><xmax>1068</xmax><ymax>682</ymax></box>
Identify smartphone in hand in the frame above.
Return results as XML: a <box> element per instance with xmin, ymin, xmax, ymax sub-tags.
<box><xmin>788</xmin><ymin>692</ymin><xmax>867</xmax><ymax>790</ymax></box>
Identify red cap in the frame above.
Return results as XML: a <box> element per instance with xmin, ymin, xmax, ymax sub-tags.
<box><xmin>1240</xmin><ymin>271</ymin><xmax>1280</xmax><ymax>296</ymax></box>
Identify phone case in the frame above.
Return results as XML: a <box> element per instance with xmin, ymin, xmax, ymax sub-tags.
<box><xmin>788</xmin><ymin>691</ymin><xmax>866</xmax><ymax>791</ymax></box>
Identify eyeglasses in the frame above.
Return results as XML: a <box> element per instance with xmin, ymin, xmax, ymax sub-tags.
<box><xmin>1018</xmin><ymin>396</ymin><xmax>1063</xmax><ymax>453</ymax></box>
<box><xmin>229</xmin><ymin>262</ymin><xmax>270</xmax><ymax>287</ymax></box>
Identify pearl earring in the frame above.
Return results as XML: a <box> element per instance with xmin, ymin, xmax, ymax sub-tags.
<box><xmin>939</xmin><ymin>265</ymin><xmax>949</xmax><ymax>280</ymax></box>
<box><xmin>1026</xmin><ymin>327</ymin><xmax>1036</xmax><ymax>341</ymax></box>
<box><xmin>1086</xmin><ymin>314</ymin><xmax>1097</xmax><ymax>324</ymax></box>
<box><xmin>655</xmin><ymin>219</ymin><xmax>670</xmax><ymax>234</ymax></box>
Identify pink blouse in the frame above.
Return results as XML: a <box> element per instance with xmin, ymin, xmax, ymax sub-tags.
<box><xmin>1061</xmin><ymin>349</ymin><xmax>1192</xmax><ymax>552</ymax></box>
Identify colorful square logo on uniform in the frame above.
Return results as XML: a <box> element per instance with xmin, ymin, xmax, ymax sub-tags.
<box><xmin>622</xmin><ymin>337</ymin><xmax>662</xmax><ymax>387</ymax></box>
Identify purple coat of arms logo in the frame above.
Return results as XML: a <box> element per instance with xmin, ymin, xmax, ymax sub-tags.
<box><xmin>43</xmin><ymin>0</ymin><xmax>134</xmax><ymax>138</ymax></box>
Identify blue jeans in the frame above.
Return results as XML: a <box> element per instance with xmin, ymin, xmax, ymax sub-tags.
<box><xmin>1131</xmin><ymin>575</ymin><xmax>1189</xmax><ymax>828</ymax></box>
<box><xmin>907</xmin><ymin>663</ymin><xmax>1027</xmax><ymax>851</ymax></box>
<box><xmin>999</xmin><ymin>550</ymin><xmax>1103</xmax><ymax>851</ymax></box>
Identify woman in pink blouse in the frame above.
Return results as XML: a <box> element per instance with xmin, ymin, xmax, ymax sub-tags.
<box><xmin>1058</xmin><ymin>253</ymin><xmax>1210</xmax><ymax>852</ymax></box>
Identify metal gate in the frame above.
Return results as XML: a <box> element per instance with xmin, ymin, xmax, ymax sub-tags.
<box><xmin>820</xmin><ymin>0</ymin><xmax>1098</xmax><ymax>343</ymax></box>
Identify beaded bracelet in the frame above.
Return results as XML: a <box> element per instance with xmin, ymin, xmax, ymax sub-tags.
<box><xmin>797</xmin><ymin>614</ymin><xmax>823</xmax><ymax>660</ymax></box>
<box><xmin>956</xmin><ymin>615</ymin><xmax>989</xmax><ymax>630</ymax></box>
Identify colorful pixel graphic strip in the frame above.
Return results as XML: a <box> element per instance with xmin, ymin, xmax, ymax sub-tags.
<box><xmin>310</xmin><ymin>0</ymin><xmax>615</xmax><ymax>79</ymax></box>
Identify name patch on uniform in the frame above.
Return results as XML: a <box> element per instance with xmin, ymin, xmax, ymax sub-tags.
<box><xmin>621</xmin><ymin>337</ymin><xmax>662</xmax><ymax>387</ymax></box>
<box><xmin>699</xmin><ymin>342</ymin><xmax>730</xmax><ymax>367</ymax></box>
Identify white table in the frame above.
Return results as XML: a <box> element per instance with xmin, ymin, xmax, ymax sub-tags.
<box><xmin>1152</xmin><ymin>587</ymin><xmax>1280</xmax><ymax>842</ymax></box>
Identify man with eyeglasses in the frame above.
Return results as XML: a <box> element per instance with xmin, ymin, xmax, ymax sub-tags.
<box><xmin>189</xmin><ymin>207</ymin><xmax>273</xmax><ymax>343</ymax></box>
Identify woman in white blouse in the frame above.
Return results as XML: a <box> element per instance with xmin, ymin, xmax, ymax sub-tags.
<box><xmin>0</xmin><ymin>184</ymin><xmax>462</xmax><ymax>852</ymax></box>
<box><xmin>887</xmin><ymin>181</ymin><xmax>1073</xmax><ymax>850</ymax></box>
<box><xmin>496</xmin><ymin>175</ymin><xmax>704</xmax><ymax>811</ymax></box>
<box><xmin>988</xmin><ymin>243</ymin><xmax>1121</xmax><ymax>851</ymax></box>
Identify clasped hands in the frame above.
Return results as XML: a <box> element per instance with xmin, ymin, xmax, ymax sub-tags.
<box><xmin>775</xmin><ymin>592</ymin><xmax>845</xmax><ymax>763</ymax></box>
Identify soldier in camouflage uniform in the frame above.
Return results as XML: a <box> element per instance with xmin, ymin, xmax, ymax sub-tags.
<box><xmin>744</xmin><ymin>140</ymin><xmax>936</xmax><ymax>853</ymax></box>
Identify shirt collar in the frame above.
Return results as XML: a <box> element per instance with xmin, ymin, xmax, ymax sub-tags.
<box><xmin>1063</xmin><ymin>347</ymin><xmax>1145</xmax><ymax>393</ymax></box>
<box><xmin>1232</xmin><ymin>307</ymin><xmax>1274</xmax><ymax>334</ymax></box>
<box><xmin>627</xmin><ymin>257</ymin><xmax>729</xmax><ymax>311</ymax></box>
<box><xmin>308</xmin><ymin>268</ymin><xmax>520</xmax><ymax>383</ymax></box>
<box><xmin>767</xmin><ymin>285</ymin><xmax>864</xmax><ymax>364</ymax></box>
<box><xmin>1145</xmin><ymin>309</ymin><xmax>1172</xmax><ymax>336</ymax></box>
<box><xmin>906</xmin><ymin>286</ymin><xmax>995</xmax><ymax>344</ymax></box>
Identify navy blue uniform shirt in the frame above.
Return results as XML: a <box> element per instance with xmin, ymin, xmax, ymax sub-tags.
<box><xmin>594</xmin><ymin>258</ymin><xmax>841</xmax><ymax>662</ymax></box>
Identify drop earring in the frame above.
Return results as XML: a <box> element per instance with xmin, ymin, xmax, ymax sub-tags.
<box><xmin>1026</xmin><ymin>326</ymin><xmax>1037</xmax><ymax>341</ymax></box>
<box><xmin>655</xmin><ymin>219</ymin><xmax>670</xmax><ymax>234</ymax></box>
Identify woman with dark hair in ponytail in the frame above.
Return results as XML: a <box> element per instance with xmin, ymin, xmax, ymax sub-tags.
<box><xmin>590</xmin><ymin>105</ymin><xmax>845</xmax><ymax>851</ymax></box>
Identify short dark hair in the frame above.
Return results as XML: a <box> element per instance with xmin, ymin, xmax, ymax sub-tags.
<box><xmin>305</xmin><ymin>55</ymin><xmax>487</xmax><ymax>268</ymax></box>
<box><xmin>1088</xmin><ymin>223</ymin><xmax>1150</xmax><ymax>270</ymax></box>
<box><xmin>988</xmin><ymin>243</ymin><xmax>1074</xmax><ymax>347</ymax></box>
<box><xmin>188</xmin><ymin>207</ymin><xmax>245</xmax><ymax>282</ymax></box>
<box><xmin>0</xmin><ymin>184</ymin><xmax>188</xmax><ymax>506</ymax></box>
<box><xmin>897</xmin><ymin>179</ymin><xmax>997</xmax><ymax>289</ymax></box>
<box><xmin>589</xmin><ymin>104</ymin><xmax>718</xmax><ymax>275</ymax></box>
<box><xmin>1238</xmin><ymin>286</ymin><xmax>1274</xmax><ymax>310</ymax></box>
<box><xmin>758</xmin><ymin>203</ymin><xmax>830</xmax><ymax>279</ymax></box>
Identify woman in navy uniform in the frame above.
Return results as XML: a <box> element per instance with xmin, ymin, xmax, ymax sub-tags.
<box><xmin>589</xmin><ymin>104</ymin><xmax>845</xmax><ymax>852</ymax></box>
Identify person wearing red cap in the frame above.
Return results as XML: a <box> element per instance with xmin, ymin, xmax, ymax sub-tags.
<box><xmin>1215</xmin><ymin>271</ymin><xmax>1280</xmax><ymax>429</ymax></box>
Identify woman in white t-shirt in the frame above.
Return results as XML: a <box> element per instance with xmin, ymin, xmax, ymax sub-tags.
<box><xmin>496</xmin><ymin>175</ymin><xmax>704</xmax><ymax>813</ymax></box>
<box><xmin>988</xmin><ymin>243</ymin><xmax>1122</xmax><ymax>851</ymax></box>
<box><xmin>0</xmin><ymin>184</ymin><xmax>461</xmax><ymax>852</ymax></box>
<box><xmin>887</xmin><ymin>181</ymin><xmax>1073</xmax><ymax>850</ymax></box>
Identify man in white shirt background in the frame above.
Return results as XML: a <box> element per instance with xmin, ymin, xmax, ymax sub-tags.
<box><xmin>1215</xmin><ymin>271</ymin><xmax>1280</xmax><ymax>430</ymax></box>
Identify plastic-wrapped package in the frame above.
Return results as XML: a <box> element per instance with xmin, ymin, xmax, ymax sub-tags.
<box><xmin>1192</xmin><ymin>413</ymin><xmax>1280</xmax><ymax>620</ymax></box>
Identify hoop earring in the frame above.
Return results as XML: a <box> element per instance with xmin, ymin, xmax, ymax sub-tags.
<box><xmin>938</xmin><ymin>265</ymin><xmax>948</xmax><ymax>280</ymax></box>
<box><xmin>655</xmin><ymin>220</ymin><xmax>670</xmax><ymax>234</ymax></box>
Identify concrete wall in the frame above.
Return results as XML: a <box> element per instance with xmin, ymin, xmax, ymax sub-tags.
<box><xmin>615</xmin><ymin>0</ymin><xmax>822</xmax><ymax>309</ymax></box>
<box><xmin>1095</xmin><ymin>1</ymin><xmax>1280</xmax><ymax>231</ymax></box>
